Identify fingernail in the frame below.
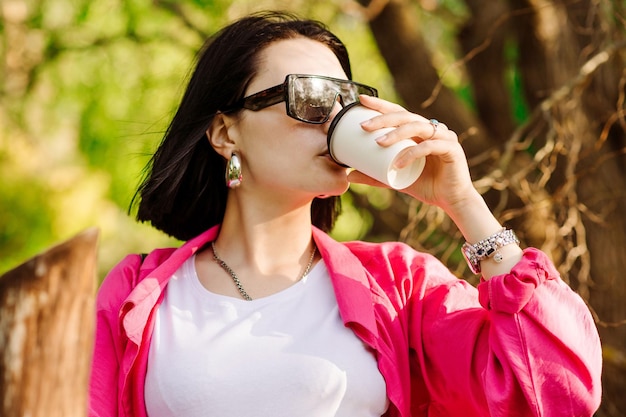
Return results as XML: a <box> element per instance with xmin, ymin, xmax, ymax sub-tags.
<box><xmin>360</xmin><ymin>119</ymin><xmax>372</xmax><ymax>127</ymax></box>
<box><xmin>375</xmin><ymin>134</ymin><xmax>387</xmax><ymax>144</ymax></box>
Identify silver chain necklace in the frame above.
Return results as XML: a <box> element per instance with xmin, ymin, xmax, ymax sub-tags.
<box><xmin>211</xmin><ymin>241</ymin><xmax>317</xmax><ymax>301</ymax></box>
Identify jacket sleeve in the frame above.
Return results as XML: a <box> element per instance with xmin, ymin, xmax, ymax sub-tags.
<box><xmin>410</xmin><ymin>248</ymin><xmax>602</xmax><ymax>417</ymax></box>
<box><xmin>88</xmin><ymin>255</ymin><xmax>142</xmax><ymax>417</ymax></box>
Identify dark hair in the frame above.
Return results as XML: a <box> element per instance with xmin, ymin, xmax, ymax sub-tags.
<box><xmin>133</xmin><ymin>12</ymin><xmax>351</xmax><ymax>241</ymax></box>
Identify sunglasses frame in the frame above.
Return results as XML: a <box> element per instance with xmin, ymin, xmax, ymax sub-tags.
<box><xmin>224</xmin><ymin>74</ymin><xmax>378</xmax><ymax>124</ymax></box>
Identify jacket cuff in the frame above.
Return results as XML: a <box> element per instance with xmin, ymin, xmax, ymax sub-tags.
<box><xmin>477</xmin><ymin>248</ymin><xmax>560</xmax><ymax>313</ymax></box>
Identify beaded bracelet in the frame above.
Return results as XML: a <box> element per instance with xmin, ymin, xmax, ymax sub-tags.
<box><xmin>461</xmin><ymin>228</ymin><xmax>520</xmax><ymax>274</ymax></box>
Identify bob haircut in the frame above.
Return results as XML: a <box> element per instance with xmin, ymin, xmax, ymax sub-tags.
<box><xmin>134</xmin><ymin>12</ymin><xmax>351</xmax><ymax>241</ymax></box>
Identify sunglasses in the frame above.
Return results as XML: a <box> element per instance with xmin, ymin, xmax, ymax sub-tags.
<box><xmin>223</xmin><ymin>74</ymin><xmax>378</xmax><ymax>124</ymax></box>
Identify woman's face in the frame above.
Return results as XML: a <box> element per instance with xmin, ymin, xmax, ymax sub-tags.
<box><xmin>227</xmin><ymin>38</ymin><xmax>352</xmax><ymax>201</ymax></box>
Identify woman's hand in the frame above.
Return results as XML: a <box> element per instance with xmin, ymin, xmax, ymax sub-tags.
<box><xmin>348</xmin><ymin>96</ymin><xmax>523</xmax><ymax>279</ymax></box>
<box><xmin>347</xmin><ymin>95</ymin><xmax>478</xmax><ymax>215</ymax></box>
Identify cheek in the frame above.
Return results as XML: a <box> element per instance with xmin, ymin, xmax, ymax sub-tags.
<box><xmin>237</xmin><ymin>111</ymin><xmax>329</xmax><ymax>174</ymax></box>
<box><xmin>238</xmin><ymin>112</ymin><xmax>284</xmax><ymax>145</ymax></box>
<box><xmin>240</xmin><ymin>114</ymin><xmax>319</xmax><ymax>154</ymax></box>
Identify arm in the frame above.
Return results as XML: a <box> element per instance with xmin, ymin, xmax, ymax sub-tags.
<box><xmin>89</xmin><ymin>305</ymin><xmax>121</xmax><ymax>417</ymax></box>
<box><xmin>352</xmin><ymin>95</ymin><xmax>523</xmax><ymax>279</ymax></box>
<box><xmin>352</xmin><ymin>95</ymin><xmax>602</xmax><ymax>415</ymax></box>
<box><xmin>88</xmin><ymin>255</ymin><xmax>142</xmax><ymax>417</ymax></box>
<box><xmin>445</xmin><ymin>189</ymin><xmax>523</xmax><ymax>280</ymax></box>
<box><xmin>412</xmin><ymin>249</ymin><xmax>601</xmax><ymax>416</ymax></box>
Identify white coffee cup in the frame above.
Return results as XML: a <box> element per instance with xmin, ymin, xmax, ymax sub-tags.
<box><xmin>327</xmin><ymin>103</ymin><xmax>425</xmax><ymax>190</ymax></box>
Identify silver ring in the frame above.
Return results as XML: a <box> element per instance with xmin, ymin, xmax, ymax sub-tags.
<box><xmin>428</xmin><ymin>118</ymin><xmax>439</xmax><ymax>139</ymax></box>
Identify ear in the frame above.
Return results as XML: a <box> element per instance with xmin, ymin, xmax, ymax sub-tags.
<box><xmin>206</xmin><ymin>113</ymin><xmax>239</xmax><ymax>159</ymax></box>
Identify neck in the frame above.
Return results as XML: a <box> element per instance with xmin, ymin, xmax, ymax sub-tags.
<box><xmin>214</xmin><ymin>192</ymin><xmax>316</xmax><ymax>276</ymax></box>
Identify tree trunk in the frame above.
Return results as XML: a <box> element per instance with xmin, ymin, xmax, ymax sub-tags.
<box><xmin>0</xmin><ymin>228</ymin><xmax>99</xmax><ymax>417</ymax></box>
<box><xmin>459</xmin><ymin>0</ymin><xmax>517</xmax><ymax>141</ymax></box>
<box><xmin>510</xmin><ymin>1</ymin><xmax>626</xmax><ymax>414</ymax></box>
<box><xmin>357</xmin><ymin>0</ymin><xmax>494</xmax><ymax>156</ymax></box>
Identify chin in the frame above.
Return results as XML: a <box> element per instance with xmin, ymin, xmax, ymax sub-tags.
<box><xmin>316</xmin><ymin>181</ymin><xmax>350</xmax><ymax>198</ymax></box>
<box><xmin>311</xmin><ymin>164</ymin><xmax>349</xmax><ymax>197</ymax></box>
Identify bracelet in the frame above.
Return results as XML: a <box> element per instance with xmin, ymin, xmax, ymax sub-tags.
<box><xmin>461</xmin><ymin>228</ymin><xmax>520</xmax><ymax>274</ymax></box>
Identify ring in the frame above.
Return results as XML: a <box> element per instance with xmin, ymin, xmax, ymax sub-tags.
<box><xmin>428</xmin><ymin>118</ymin><xmax>439</xmax><ymax>139</ymax></box>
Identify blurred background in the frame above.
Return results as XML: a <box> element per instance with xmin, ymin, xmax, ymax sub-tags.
<box><xmin>1</xmin><ymin>0</ymin><xmax>624</xmax><ymax>415</ymax></box>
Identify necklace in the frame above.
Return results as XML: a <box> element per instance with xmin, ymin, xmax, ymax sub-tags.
<box><xmin>210</xmin><ymin>241</ymin><xmax>317</xmax><ymax>301</ymax></box>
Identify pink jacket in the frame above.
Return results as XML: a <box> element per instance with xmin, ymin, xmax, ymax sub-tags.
<box><xmin>89</xmin><ymin>225</ymin><xmax>602</xmax><ymax>417</ymax></box>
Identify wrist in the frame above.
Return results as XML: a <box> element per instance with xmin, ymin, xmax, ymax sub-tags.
<box><xmin>444</xmin><ymin>187</ymin><xmax>482</xmax><ymax>213</ymax></box>
<box><xmin>448</xmin><ymin>192</ymin><xmax>524</xmax><ymax>278</ymax></box>
<box><xmin>445</xmin><ymin>190</ymin><xmax>502</xmax><ymax>244</ymax></box>
<box><xmin>461</xmin><ymin>228</ymin><xmax>520</xmax><ymax>274</ymax></box>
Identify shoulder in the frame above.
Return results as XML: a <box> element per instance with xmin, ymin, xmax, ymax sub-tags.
<box><xmin>343</xmin><ymin>240</ymin><xmax>447</xmax><ymax>273</ymax></box>
<box><xmin>96</xmin><ymin>247</ymin><xmax>177</xmax><ymax>313</ymax></box>
<box><xmin>340</xmin><ymin>240</ymin><xmax>458</xmax><ymax>290</ymax></box>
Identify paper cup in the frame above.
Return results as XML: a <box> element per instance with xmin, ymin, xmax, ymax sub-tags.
<box><xmin>327</xmin><ymin>103</ymin><xmax>425</xmax><ymax>190</ymax></box>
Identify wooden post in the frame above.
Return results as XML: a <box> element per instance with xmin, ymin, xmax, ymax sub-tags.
<box><xmin>0</xmin><ymin>228</ymin><xmax>99</xmax><ymax>417</ymax></box>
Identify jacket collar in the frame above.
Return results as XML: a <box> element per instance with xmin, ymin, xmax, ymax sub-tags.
<box><xmin>121</xmin><ymin>226</ymin><xmax>220</xmax><ymax>344</ymax></box>
<box><xmin>121</xmin><ymin>225</ymin><xmax>379</xmax><ymax>345</ymax></box>
<box><xmin>313</xmin><ymin>228</ymin><xmax>380</xmax><ymax>345</ymax></box>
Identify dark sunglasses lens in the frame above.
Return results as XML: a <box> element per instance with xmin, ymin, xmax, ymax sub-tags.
<box><xmin>338</xmin><ymin>85</ymin><xmax>362</xmax><ymax>106</ymax></box>
<box><xmin>289</xmin><ymin>77</ymin><xmax>337</xmax><ymax>122</ymax></box>
<box><xmin>288</xmin><ymin>76</ymin><xmax>377</xmax><ymax>123</ymax></box>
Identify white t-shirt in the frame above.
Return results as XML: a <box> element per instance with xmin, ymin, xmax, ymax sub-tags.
<box><xmin>144</xmin><ymin>255</ymin><xmax>389</xmax><ymax>417</ymax></box>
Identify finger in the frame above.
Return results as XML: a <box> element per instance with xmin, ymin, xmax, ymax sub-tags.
<box><xmin>393</xmin><ymin>139</ymin><xmax>463</xmax><ymax>168</ymax></box>
<box><xmin>426</xmin><ymin>119</ymin><xmax>439</xmax><ymax>139</ymax></box>
<box><xmin>360</xmin><ymin>109</ymin><xmax>426</xmax><ymax>133</ymax></box>
<box><xmin>347</xmin><ymin>170</ymin><xmax>390</xmax><ymax>188</ymax></box>
<box><xmin>376</xmin><ymin>120</ymin><xmax>458</xmax><ymax>147</ymax></box>
<box><xmin>358</xmin><ymin>94</ymin><xmax>408</xmax><ymax>114</ymax></box>
<box><xmin>358</xmin><ymin>96</ymin><xmax>450</xmax><ymax>136</ymax></box>
<box><xmin>357</xmin><ymin>96</ymin><xmax>455</xmax><ymax>143</ymax></box>
<box><xmin>425</xmin><ymin>119</ymin><xmax>449</xmax><ymax>140</ymax></box>
<box><xmin>427</xmin><ymin>120</ymin><xmax>454</xmax><ymax>141</ymax></box>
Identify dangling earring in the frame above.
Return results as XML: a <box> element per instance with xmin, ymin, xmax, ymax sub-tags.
<box><xmin>225</xmin><ymin>153</ymin><xmax>242</xmax><ymax>188</ymax></box>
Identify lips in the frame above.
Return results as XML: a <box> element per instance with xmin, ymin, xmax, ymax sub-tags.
<box><xmin>319</xmin><ymin>152</ymin><xmax>347</xmax><ymax>169</ymax></box>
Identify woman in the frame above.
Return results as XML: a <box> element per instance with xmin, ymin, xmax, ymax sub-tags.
<box><xmin>89</xmin><ymin>11</ymin><xmax>602</xmax><ymax>417</ymax></box>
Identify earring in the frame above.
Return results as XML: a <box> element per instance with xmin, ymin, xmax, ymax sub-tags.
<box><xmin>225</xmin><ymin>153</ymin><xmax>242</xmax><ymax>188</ymax></box>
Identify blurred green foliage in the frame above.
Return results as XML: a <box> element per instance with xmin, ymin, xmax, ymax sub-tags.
<box><xmin>1</xmin><ymin>0</ymin><xmax>477</xmax><ymax>279</ymax></box>
<box><xmin>0</xmin><ymin>0</ymin><xmax>402</xmax><ymax>278</ymax></box>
